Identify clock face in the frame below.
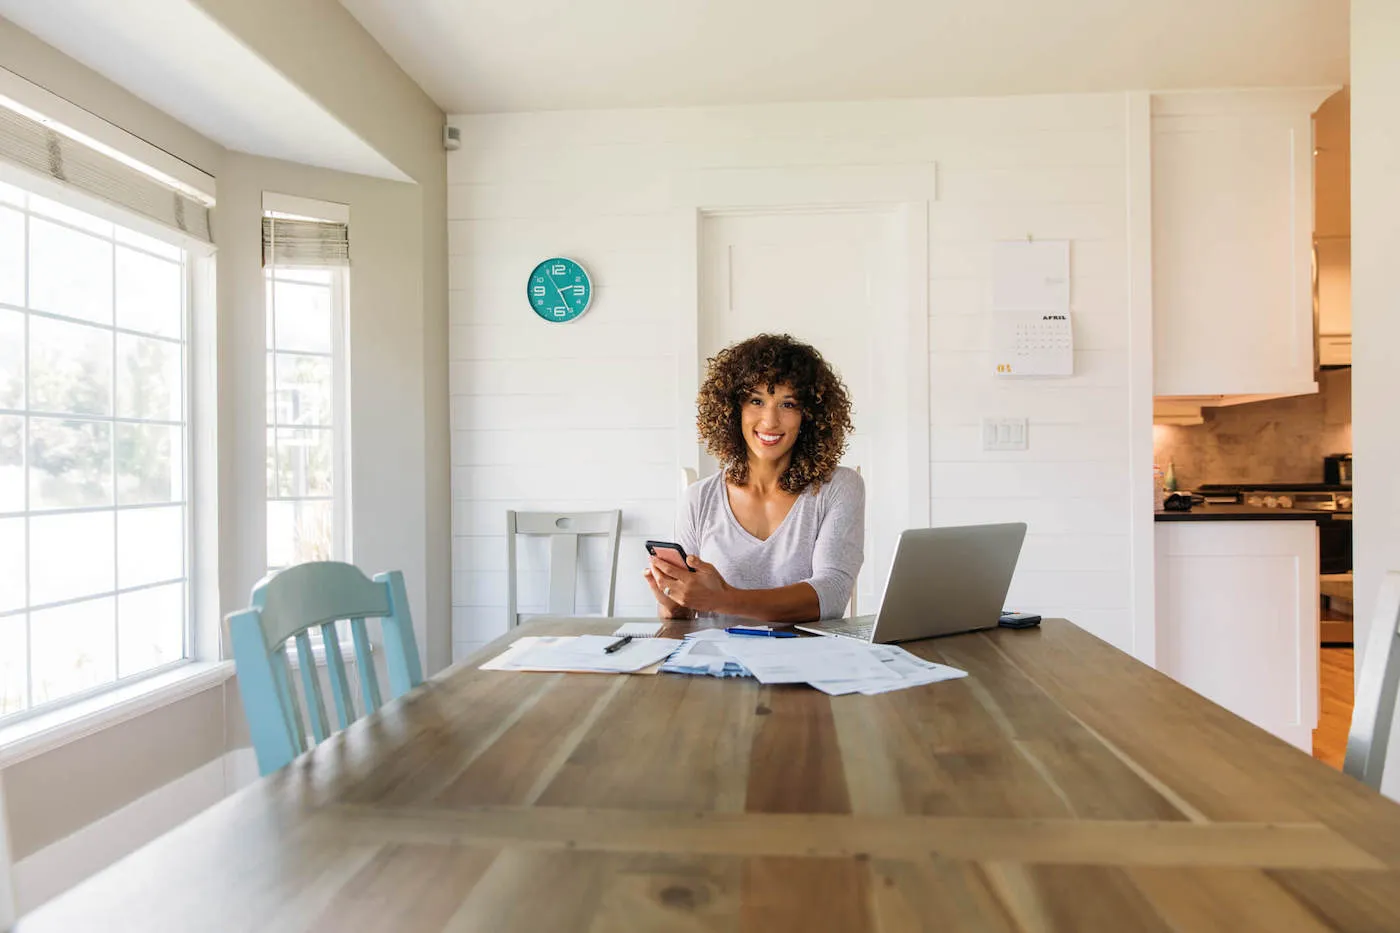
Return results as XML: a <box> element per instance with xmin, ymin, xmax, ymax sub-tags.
<box><xmin>527</xmin><ymin>257</ymin><xmax>592</xmax><ymax>323</ymax></box>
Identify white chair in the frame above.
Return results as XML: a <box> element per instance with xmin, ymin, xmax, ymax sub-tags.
<box><xmin>848</xmin><ymin>465</ymin><xmax>862</xmax><ymax>617</ymax></box>
<box><xmin>1344</xmin><ymin>571</ymin><xmax>1400</xmax><ymax>788</ymax></box>
<box><xmin>506</xmin><ymin>510</ymin><xmax>621</xmax><ymax>627</ymax></box>
<box><xmin>680</xmin><ymin>466</ymin><xmax>697</xmax><ymax>492</ymax></box>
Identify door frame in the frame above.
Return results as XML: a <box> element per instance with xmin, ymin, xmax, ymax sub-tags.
<box><xmin>672</xmin><ymin>169</ymin><xmax>933</xmax><ymax>576</ymax></box>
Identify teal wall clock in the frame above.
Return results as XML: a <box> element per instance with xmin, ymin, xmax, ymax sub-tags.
<box><xmin>527</xmin><ymin>257</ymin><xmax>592</xmax><ymax>323</ymax></box>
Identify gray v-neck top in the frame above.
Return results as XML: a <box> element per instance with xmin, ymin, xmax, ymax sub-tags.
<box><xmin>675</xmin><ymin>466</ymin><xmax>865</xmax><ymax>620</ymax></box>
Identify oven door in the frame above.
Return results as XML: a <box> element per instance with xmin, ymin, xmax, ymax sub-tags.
<box><xmin>1319</xmin><ymin>516</ymin><xmax>1352</xmax><ymax>575</ymax></box>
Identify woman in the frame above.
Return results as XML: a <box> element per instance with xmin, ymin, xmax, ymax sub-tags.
<box><xmin>646</xmin><ymin>333</ymin><xmax>864</xmax><ymax>622</ymax></box>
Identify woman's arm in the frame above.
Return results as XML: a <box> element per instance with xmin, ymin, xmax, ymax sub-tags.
<box><xmin>716</xmin><ymin>579</ymin><xmax>820</xmax><ymax>623</ymax></box>
<box><xmin>653</xmin><ymin>482</ymin><xmax>701</xmax><ymax>619</ymax></box>
<box><xmin>652</xmin><ymin>470</ymin><xmax>866</xmax><ymax>623</ymax></box>
<box><xmin>643</xmin><ymin>563</ymin><xmax>694</xmax><ymax>620</ymax></box>
<box><xmin>648</xmin><ymin>556</ymin><xmax>820</xmax><ymax>622</ymax></box>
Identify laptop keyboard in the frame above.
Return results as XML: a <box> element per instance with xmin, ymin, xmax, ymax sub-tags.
<box><xmin>814</xmin><ymin>617</ymin><xmax>875</xmax><ymax>641</ymax></box>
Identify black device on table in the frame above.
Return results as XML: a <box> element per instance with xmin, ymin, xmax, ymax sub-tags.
<box><xmin>645</xmin><ymin>540</ymin><xmax>697</xmax><ymax>572</ymax></box>
<box><xmin>999</xmin><ymin>611</ymin><xmax>1042</xmax><ymax>629</ymax></box>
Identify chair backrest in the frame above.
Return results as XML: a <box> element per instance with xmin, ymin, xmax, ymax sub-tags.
<box><xmin>848</xmin><ymin>465</ymin><xmax>862</xmax><ymax>617</ymax></box>
<box><xmin>226</xmin><ymin>561</ymin><xmax>423</xmax><ymax>776</ymax></box>
<box><xmin>1345</xmin><ymin>571</ymin><xmax>1400</xmax><ymax>788</ymax></box>
<box><xmin>680</xmin><ymin>466</ymin><xmax>698</xmax><ymax>492</ymax></box>
<box><xmin>506</xmin><ymin>510</ymin><xmax>622</xmax><ymax>627</ymax></box>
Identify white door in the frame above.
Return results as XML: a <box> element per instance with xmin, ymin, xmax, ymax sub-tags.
<box><xmin>697</xmin><ymin>209</ymin><xmax>915</xmax><ymax>612</ymax></box>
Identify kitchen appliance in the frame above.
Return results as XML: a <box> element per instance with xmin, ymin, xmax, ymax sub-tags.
<box><xmin>1197</xmin><ymin>463</ymin><xmax>1355</xmax><ymax>645</ymax></box>
<box><xmin>1194</xmin><ymin>483</ymin><xmax>1352</xmax><ymax>575</ymax></box>
<box><xmin>1324</xmin><ymin>453</ymin><xmax>1353</xmax><ymax>486</ymax></box>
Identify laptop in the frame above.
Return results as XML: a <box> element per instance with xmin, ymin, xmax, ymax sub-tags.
<box><xmin>795</xmin><ymin>523</ymin><xmax>1027</xmax><ymax>644</ymax></box>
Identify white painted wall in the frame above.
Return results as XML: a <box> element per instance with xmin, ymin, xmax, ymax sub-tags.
<box><xmin>1351</xmin><ymin>1</ymin><xmax>1400</xmax><ymax>799</ymax></box>
<box><xmin>191</xmin><ymin>0</ymin><xmax>453</xmax><ymax>679</ymax></box>
<box><xmin>7</xmin><ymin>748</ymin><xmax>256</xmax><ymax>916</ymax></box>
<box><xmin>214</xmin><ymin>153</ymin><xmax>432</xmax><ymax>670</ymax></box>
<box><xmin>447</xmin><ymin>94</ymin><xmax>1145</xmax><ymax>659</ymax></box>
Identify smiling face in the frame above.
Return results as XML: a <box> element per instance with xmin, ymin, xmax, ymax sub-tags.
<box><xmin>740</xmin><ymin>383</ymin><xmax>803</xmax><ymax>468</ymax></box>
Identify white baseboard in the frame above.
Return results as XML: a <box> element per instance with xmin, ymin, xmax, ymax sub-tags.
<box><xmin>10</xmin><ymin>747</ymin><xmax>257</xmax><ymax>917</ymax></box>
<box><xmin>223</xmin><ymin>746</ymin><xmax>259</xmax><ymax>793</ymax></box>
<box><xmin>0</xmin><ymin>772</ymin><xmax>16</xmax><ymax>929</ymax></box>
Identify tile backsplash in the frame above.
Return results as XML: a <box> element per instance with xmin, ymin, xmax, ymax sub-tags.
<box><xmin>1154</xmin><ymin>369</ymin><xmax>1352</xmax><ymax>490</ymax></box>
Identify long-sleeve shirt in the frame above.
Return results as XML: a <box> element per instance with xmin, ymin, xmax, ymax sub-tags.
<box><xmin>675</xmin><ymin>466</ymin><xmax>865</xmax><ymax>621</ymax></box>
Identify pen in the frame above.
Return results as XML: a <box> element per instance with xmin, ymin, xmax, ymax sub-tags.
<box><xmin>724</xmin><ymin>626</ymin><xmax>797</xmax><ymax>638</ymax></box>
<box><xmin>603</xmin><ymin>635</ymin><xmax>632</xmax><ymax>654</ymax></box>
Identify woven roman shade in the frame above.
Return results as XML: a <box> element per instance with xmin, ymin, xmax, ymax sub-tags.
<box><xmin>0</xmin><ymin>103</ymin><xmax>212</xmax><ymax>243</ymax></box>
<box><xmin>262</xmin><ymin>216</ymin><xmax>350</xmax><ymax>267</ymax></box>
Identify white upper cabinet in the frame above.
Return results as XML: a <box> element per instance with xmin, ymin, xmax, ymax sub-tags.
<box><xmin>1152</xmin><ymin>89</ymin><xmax>1333</xmax><ymax>398</ymax></box>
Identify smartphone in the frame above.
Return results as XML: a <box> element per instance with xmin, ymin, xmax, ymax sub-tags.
<box><xmin>645</xmin><ymin>540</ymin><xmax>696</xmax><ymax>572</ymax></box>
<box><xmin>998</xmin><ymin>611</ymin><xmax>1042</xmax><ymax>629</ymax></box>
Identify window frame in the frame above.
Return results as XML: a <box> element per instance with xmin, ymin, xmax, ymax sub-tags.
<box><xmin>262</xmin><ymin>256</ymin><xmax>351</xmax><ymax>574</ymax></box>
<box><xmin>0</xmin><ymin>167</ymin><xmax>213</xmax><ymax>730</ymax></box>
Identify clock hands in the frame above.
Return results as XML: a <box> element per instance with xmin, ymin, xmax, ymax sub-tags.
<box><xmin>546</xmin><ymin>275</ymin><xmax>574</xmax><ymax>316</ymax></box>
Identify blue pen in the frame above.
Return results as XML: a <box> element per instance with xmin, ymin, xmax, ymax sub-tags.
<box><xmin>725</xmin><ymin>625</ymin><xmax>797</xmax><ymax>638</ymax></box>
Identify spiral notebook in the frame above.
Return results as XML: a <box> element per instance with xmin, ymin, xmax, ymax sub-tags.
<box><xmin>611</xmin><ymin>622</ymin><xmax>665</xmax><ymax>637</ymax></box>
<box><xmin>482</xmin><ymin>635</ymin><xmax>679</xmax><ymax>674</ymax></box>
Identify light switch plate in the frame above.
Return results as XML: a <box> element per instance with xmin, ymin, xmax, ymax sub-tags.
<box><xmin>982</xmin><ymin>418</ymin><xmax>1029</xmax><ymax>452</ymax></box>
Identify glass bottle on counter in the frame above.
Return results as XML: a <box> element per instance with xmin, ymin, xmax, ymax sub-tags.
<box><xmin>1164</xmin><ymin>459</ymin><xmax>1178</xmax><ymax>493</ymax></box>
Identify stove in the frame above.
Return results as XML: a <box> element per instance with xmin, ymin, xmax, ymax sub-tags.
<box><xmin>1239</xmin><ymin>490</ymin><xmax>1352</xmax><ymax>512</ymax></box>
<box><xmin>1196</xmin><ymin>484</ymin><xmax>1352</xmax><ymax>512</ymax></box>
<box><xmin>1196</xmin><ymin>483</ymin><xmax>1352</xmax><ymax>575</ymax></box>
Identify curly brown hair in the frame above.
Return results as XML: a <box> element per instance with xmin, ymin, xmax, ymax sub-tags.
<box><xmin>696</xmin><ymin>334</ymin><xmax>854</xmax><ymax>494</ymax></box>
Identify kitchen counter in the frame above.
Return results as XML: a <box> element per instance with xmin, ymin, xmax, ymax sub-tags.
<box><xmin>1155</xmin><ymin>504</ymin><xmax>1344</xmax><ymax>522</ymax></box>
<box><xmin>1155</xmin><ymin>519</ymin><xmax>1319</xmax><ymax>749</ymax></box>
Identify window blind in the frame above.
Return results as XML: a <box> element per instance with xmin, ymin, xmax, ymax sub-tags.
<box><xmin>262</xmin><ymin>216</ymin><xmax>350</xmax><ymax>267</ymax></box>
<box><xmin>0</xmin><ymin>104</ymin><xmax>212</xmax><ymax>244</ymax></box>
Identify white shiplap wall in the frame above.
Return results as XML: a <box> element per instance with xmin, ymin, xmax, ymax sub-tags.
<box><xmin>447</xmin><ymin>94</ymin><xmax>1146</xmax><ymax>659</ymax></box>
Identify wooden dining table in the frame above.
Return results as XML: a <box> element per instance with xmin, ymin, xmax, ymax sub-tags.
<box><xmin>17</xmin><ymin>616</ymin><xmax>1400</xmax><ymax>931</ymax></box>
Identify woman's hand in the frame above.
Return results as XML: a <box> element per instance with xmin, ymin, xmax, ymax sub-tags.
<box><xmin>642</xmin><ymin>565</ymin><xmax>692</xmax><ymax>619</ymax></box>
<box><xmin>649</xmin><ymin>554</ymin><xmax>731</xmax><ymax>614</ymax></box>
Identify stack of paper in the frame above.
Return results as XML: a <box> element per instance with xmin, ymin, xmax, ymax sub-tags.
<box><xmin>660</xmin><ymin>630</ymin><xmax>753</xmax><ymax>678</ymax></box>
<box><xmin>660</xmin><ymin>630</ymin><xmax>967</xmax><ymax>695</ymax></box>
<box><xmin>482</xmin><ymin>635</ymin><xmax>681</xmax><ymax>674</ymax></box>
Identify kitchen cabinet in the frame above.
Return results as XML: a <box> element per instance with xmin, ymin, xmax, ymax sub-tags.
<box><xmin>1152</xmin><ymin>89</ymin><xmax>1332</xmax><ymax>399</ymax></box>
<box><xmin>1155</xmin><ymin>520</ymin><xmax>1319</xmax><ymax>751</ymax></box>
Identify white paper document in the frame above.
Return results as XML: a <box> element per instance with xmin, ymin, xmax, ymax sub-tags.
<box><xmin>658</xmin><ymin>629</ymin><xmax>969</xmax><ymax>694</ymax></box>
<box><xmin>992</xmin><ymin>239</ymin><xmax>1070</xmax><ymax>312</ymax></box>
<box><xmin>809</xmin><ymin>644</ymin><xmax>968</xmax><ymax>696</ymax></box>
<box><xmin>661</xmin><ymin>630</ymin><xmax>751</xmax><ymax>678</ymax></box>
<box><xmin>721</xmin><ymin>636</ymin><xmax>896</xmax><ymax>685</ymax></box>
<box><xmin>482</xmin><ymin>635</ymin><xmax>681</xmax><ymax>674</ymax></box>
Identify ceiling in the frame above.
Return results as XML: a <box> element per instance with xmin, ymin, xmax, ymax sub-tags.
<box><xmin>0</xmin><ymin>0</ymin><xmax>410</xmax><ymax>182</ymax></box>
<box><xmin>339</xmin><ymin>0</ymin><xmax>1348</xmax><ymax>114</ymax></box>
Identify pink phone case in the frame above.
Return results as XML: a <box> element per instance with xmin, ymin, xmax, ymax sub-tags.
<box><xmin>645</xmin><ymin>540</ymin><xmax>693</xmax><ymax>571</ymax></box>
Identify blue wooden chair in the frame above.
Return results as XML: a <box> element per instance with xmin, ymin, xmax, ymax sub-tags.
<box><xmin>227</xmin><ymin>561</ymin><xmax>424</xmax><ymax>776</ymax></box>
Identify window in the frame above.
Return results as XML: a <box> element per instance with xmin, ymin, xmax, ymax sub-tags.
<box><xmin>263</xmin><ymin>207</ymin><xmax>348</xmax><ymax>572</ymax></box>
<box><xmin>0</xmin><ymin>178</ymin><xmax>191</xmax><ymax>721</ymax></box>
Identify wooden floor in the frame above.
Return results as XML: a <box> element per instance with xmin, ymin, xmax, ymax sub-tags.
<box><xmin>1314</xmin><ymin>646</ymin><xmax>1354</xmax><ymax>770</ymax></box>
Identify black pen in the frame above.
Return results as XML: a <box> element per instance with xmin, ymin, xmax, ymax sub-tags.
<box><xmin>603</xmin><ymin>635</ymin><xmax>632</xmax><ymax>654</ymax></box>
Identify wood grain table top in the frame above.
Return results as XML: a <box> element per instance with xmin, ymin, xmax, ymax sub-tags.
<box><xmin>18</xmin><ymin>617</ymin><xmax>1400</xmax><ymax>932</ymax></box>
